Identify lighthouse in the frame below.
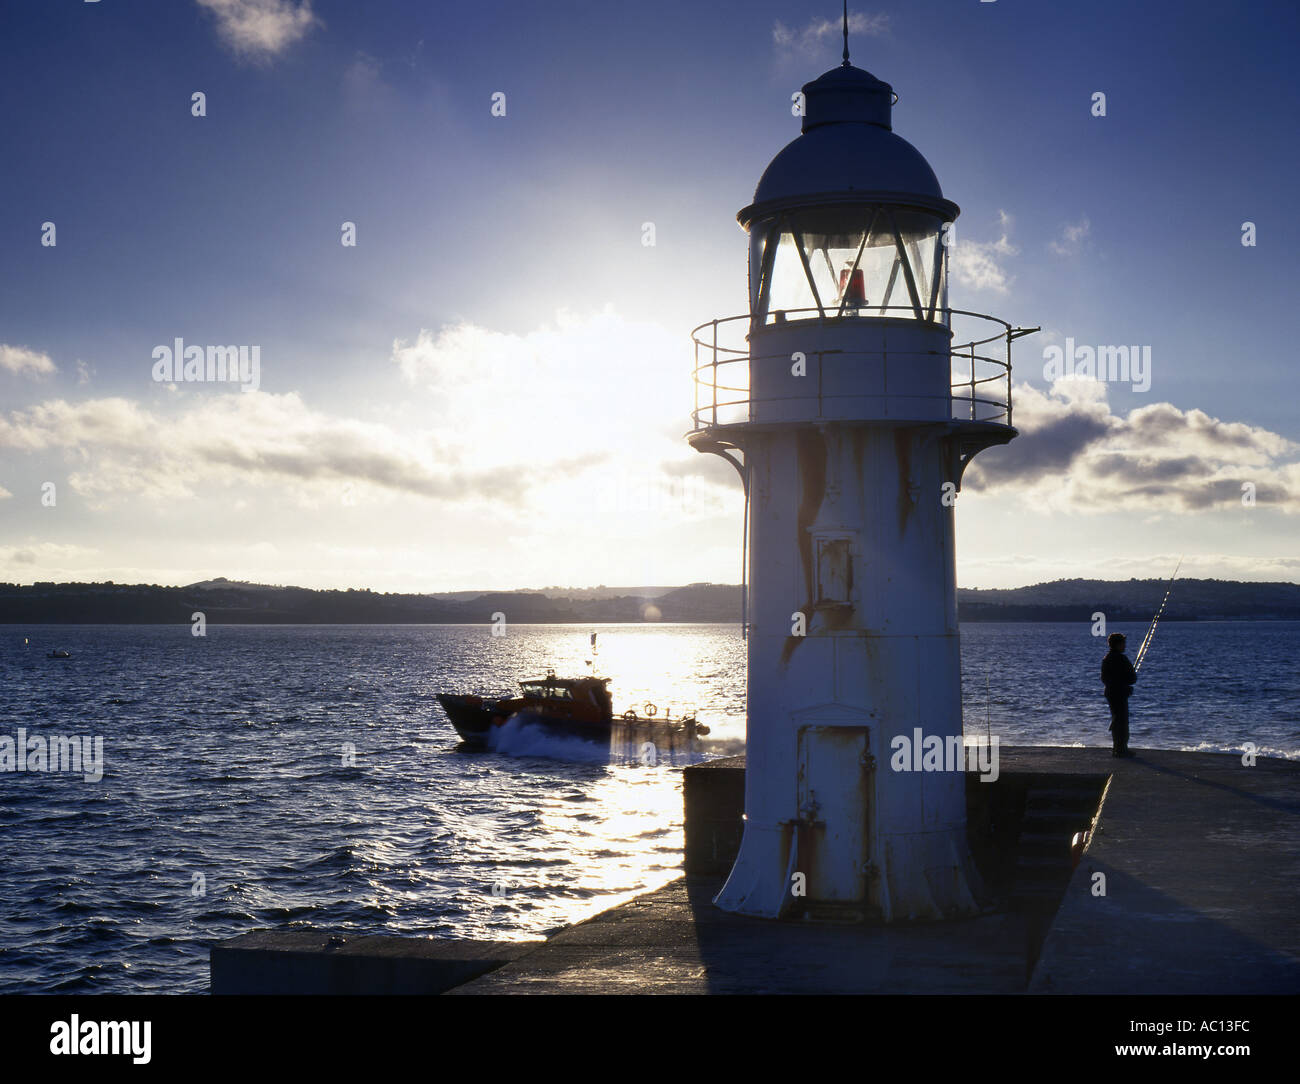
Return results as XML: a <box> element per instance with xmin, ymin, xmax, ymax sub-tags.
<box><xmin>689</xmin><ymin>28</ymin><xmax>1035</xmax><ymax>921</ymax></box>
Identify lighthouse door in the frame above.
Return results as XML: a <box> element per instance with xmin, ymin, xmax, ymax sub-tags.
<box><xmin>796</xmin><ymin>725</ymin><xmax>870</xmax><ymax>904</ymax></box>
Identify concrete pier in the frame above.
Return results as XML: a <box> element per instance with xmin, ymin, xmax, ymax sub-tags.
<box><xmin>1030</xmin><ymin>749</ymin><xmax>1300</xmax><ymax>993</ymax></box>
<box><xmin>210</xmin><ymin>931</ymin><xmax>539</xmax><ymax>995</ymax></box>
<box><xmin>210</xmin><ymin>746</ymin><xmax>1300</xmax><ymax>995</ymax></box>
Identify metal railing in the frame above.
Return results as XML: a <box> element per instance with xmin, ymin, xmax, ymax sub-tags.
<box><xmin>691</xmin><ymin>307</ymin><xmax>1036</xmax><ymax>431</ymax></box>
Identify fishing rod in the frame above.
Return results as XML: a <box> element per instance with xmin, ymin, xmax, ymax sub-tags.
<box><xmin>985</xmin><ymin>672</ymin><xmax>991</xmax><ymax>748</ymax></box>
<box><xmin>1134</xmin><ymin>556</ymin><xmax>1183</xmax><ymax>672</ymax></box>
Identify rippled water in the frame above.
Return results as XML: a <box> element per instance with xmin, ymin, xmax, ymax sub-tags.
<box><xmin>1</xmin><ymin>619</ymin><xmax>1295</xmax><ymax>993</ymax></box>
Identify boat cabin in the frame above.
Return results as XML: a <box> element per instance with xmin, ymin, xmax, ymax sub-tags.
<box><xmin>517</xmin><ymin>671</ymin><xmax>613</xmax><ymax>721</ymax></box>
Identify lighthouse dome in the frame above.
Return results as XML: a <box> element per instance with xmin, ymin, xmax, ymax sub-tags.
<box><xmin>740</xmin><ymin>65</ymin><xmax>956</xmax><ymax>227</ymax></box>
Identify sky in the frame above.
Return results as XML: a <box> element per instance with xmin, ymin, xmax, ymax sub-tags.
<box><xmin>0</xmin><ymin>0</ymin><xmax>1297</xmax><ymax>592</ymax></box>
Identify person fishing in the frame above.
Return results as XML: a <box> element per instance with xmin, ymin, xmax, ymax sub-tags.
<box><xmin>1101</xmin><ymin>632</ymin><xmax>1137</xmax><ymax>757</ymax></box>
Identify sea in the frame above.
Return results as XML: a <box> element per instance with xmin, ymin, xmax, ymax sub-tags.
<box><xmin>1</xmin><ymin>619</ymin><xmax>1296</xmax><ymax>994</ymax></box>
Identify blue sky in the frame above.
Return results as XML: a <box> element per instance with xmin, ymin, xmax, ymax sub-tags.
<box><xmin>1</xmin><ymin>0</ymin><xmax>1297</xmax><ymax>590</ymax></box>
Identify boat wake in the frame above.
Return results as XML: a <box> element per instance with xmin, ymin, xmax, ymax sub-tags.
<box><xmin>486</xmin><ymin>715</ymin><xmax>612</xmax><ymax>764</ymax></box>
<box><xmin>484</xmin><ymin>713</ymin><xmax>717</xmax><ymax>766</ymax></box>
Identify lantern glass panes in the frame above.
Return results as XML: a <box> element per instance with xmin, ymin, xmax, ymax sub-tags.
<box><xmin>767</xmin><ymin>223</ymin><xmax>819</xmax><ymax>316</ymax></box>
<box><xmin>748</xmin><ymin>226</ymin><xmax>768</xmax><ymax>313</ymax></box>
<box><xmin>749</xmin><ymin>206</ymin><xmax>950</xmax><ymax>326</ymax></box>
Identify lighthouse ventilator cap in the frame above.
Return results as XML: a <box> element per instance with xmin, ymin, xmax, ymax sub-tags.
<box><xmin>740</xmin><ymin>64</ymin><xmax>958</xmax><ymax>229</ymax></box>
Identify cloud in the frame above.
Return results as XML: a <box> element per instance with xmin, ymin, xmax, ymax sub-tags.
<box><xmin>774</xmin><ymin>11</ymin><xmax>890</xmax><ymax>58</ymax></box>
<box><xmin>390</xmin><ymin>310</ymin><xmax>742</xmax><ymax>521</ymax></box>
<box><xmin>0</xmin><ymin>485</ymin><xmax>11</xmax><ymax>500</ymax></box>
<box><xmin>341</xmin><ymin>52</ymin><xmax>398</xmax><ymax>114</ymax></box>
<box><xmin>0</xmin><ymin>392</ymin><xmax>562</xmax><ymax>505</ymax></box>
<box><xmin>965</xmin><ymin>379</ymin><xmax>1300</xmax><ymax>513</ymax></box>
<box><xmin>0</xmin><ymin>344</ymin><xmax>57</xmax><ymax>378</ymax></box>
<box><xmin>194</xmin><ymin>0</ymin><xmax>319</xmax><ymax>60</ymax></box>
<box><xmin>391</xmin><ymin>309</ymin><xmax>695</xmax><ymax>454</ymax></box>
<box><xmin>949</xmin><ymin>211</ymin><xmax>1017</xmax><ymax>294</ymax></box>
<box><xmin>1049</xmin><ymin>217</ymin><xmax>1091</xmax><ymax>257</ymax></box>
<box><xmin>344</xmin><ymin>53</ymin><xmax>382</xmax><ymax>87</ymax></box>
<box><xmin>0</xmin><ymin>312</ymin><xmax>728</xmax><ymax>529</ymax></box>
<box><xmin>0</xmin><ymin>543</ymin><xmax>97</xmax><ymax>576</ymax></box>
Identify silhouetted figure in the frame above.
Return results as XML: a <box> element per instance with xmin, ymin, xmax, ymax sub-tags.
<box><xmin>1101</xmin><ymin>632</ymin><xmax>1137</xmax><ymax>757</ymax></box>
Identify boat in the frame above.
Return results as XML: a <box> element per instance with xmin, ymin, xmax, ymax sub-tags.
<box><xmin>436</xmin><ymin>669</ymin><xmax>708</xmax><ymax>748</ymax></box>
<box><xmin>47</xmin><ymin>649</ymin><xmax>72</xmax><ymax>659</ymax></box>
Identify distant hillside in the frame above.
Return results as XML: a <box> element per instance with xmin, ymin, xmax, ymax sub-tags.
<box><xmin>0</xmin><ymin>578</ymin><xmax>1297</xmax><ymax>624</ymax></box>
<box><xmin>0</xmin><ymin>580</ymin><xmax>743</xmax><ymax>625</ymax></box>
<box><xmin>958</xmin><ymin>578</ymin><xmax>1300</xmax><ymax>622</ymax></box>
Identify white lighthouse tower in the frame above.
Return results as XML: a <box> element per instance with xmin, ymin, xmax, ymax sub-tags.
<box><xmin>690</xmin><ymin>26</ymin><xmax>1035</xmax><ymax>921</ymax></box>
